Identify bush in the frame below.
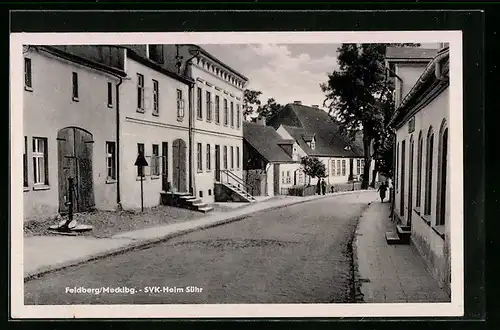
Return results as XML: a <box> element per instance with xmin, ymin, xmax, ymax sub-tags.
<box><xmin>288</xmin><ymin>185</ymin><xmax>316</xmax><ymax>197</ymax></box>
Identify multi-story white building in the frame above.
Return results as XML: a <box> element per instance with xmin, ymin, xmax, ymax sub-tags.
<box><xmin>386</xmin><ymin>46</ymin><xmax>451</xmax><ymax>296</ymax></box>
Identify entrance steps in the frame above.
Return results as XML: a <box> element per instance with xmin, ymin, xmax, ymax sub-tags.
<box><xmin>160</xmin><ymin>192</ymin><xmax>213</xmax><ymax>213</ymax></box>
<box><xmin>385</xmin><ymin>225</ymin><xmax>411</xmax><ymax>245</ymax></box>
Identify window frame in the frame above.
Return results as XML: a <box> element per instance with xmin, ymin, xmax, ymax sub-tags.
<box><xmin>424</xmin><ymin>129</ymin><xmax>434</xmax><ymax>216</ymax></box>
<box><xmin>151</xmin><ymin>144</ymin><xmax>160</xmax><ymax>176</ymax></box>
<box><xmin>107</xmin><ymin>82</ymin><xmax>113</xmax><ymax>108</ymax></box>
<box><xmin>223</xmin><ymin>145</ymin><xmax>228</xmax><ymax>169</ymax></box>
<box><xmin>152</xmin><ymin>79</ymin><xmax>159</xmax><ymax>116</ymax></box>
<box><xmin>72</xmin><ymin>72</ymin><xmax>79</xmax><ymax>101</ymax></box>
<box><xmin>106</xmin><ymin>141</ymin><xmax>117</xmax><ymax>181</ymax></box>
<box><xmin>197</xmin><ymin>143</ymin><xmax>203</xmax><ymax>172</ymax></box>
<box><xmin>230</xmin><ymin>101</ymin><xmax>234</xmax><ymax>127</ymax></box>
<box><xmin>230</xmin><ymin>146</ymin><xmax>234</xmax><ymax>169</ymax></box>
<box><xmin>197</xmin><ymin>87</ymin><xmax>203</xmax><ymax>120</ymax></box>
<box><xmin>137</xmin><ymin>143</ymin><xmax>145</xmax><ymax>177</ymax></box>
<box><xmin>416</xmin><ymin>131</ymin><xmax>423</xmax><ymax>208</ymax></box>
<box><xmin>32</xmin><ymin>137</ymin><xmax>49</xmax><ymax>186</ymax></box>
<box><xmin>206</xmin><ymin>90</ymin><xmax>212</xmax><ymax>122</ymax></box>
<box><xmin>137</xmin><ymin>73</ymin><xmax>145</xmax><ymax>112</ymax></box>
<box><xmin>236</xmin><ymin>146</ymin><xmax>240</xmax><ymax>169</ymax></box>
<box><xmin>24</xmin><ymin>57</ymin><xmax>33</xmax><ymax>90</ymax></box>
<box><xmin>24</xmin><ymin>136</ymin><xmax>28</xmax><ymax>188</ymax></box>
<box><xmin>206</xmin><ymin>144</ymin><xmax>211</xmax><ymax>171</ymax></box>
<box><xmin>215</xmin><ymin>95</ymin><xmax>220</xmax><ymax>124</ymax></box>
<box><xmin>176</xmin><ymin>89</ymin><xmax>184</xmax><ymax>120</ymax></box>
<box><xmin>224</xmin><ymin>99</ymin><xmax>229</xmax><ymax>126</ymax></box>
<box><xmin>342</xmin><ymin>159</ymin><xmax>346</xmax><ymax>176</ymax></box>
<box><xmin>236</xmin><ymin>104</ymin><xmax>241</xmax><ymax>129</ymax></box>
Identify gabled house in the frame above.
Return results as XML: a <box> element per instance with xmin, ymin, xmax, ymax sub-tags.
<box><xmin>386</xmin><ymin>45</ymin><xmax>451</xmax><ymax>296</ymax></box>
<box><xmin>266</xmin><ymin>101</ymin><xmax>375</xmax><ymax>186</ymax></box>
<box><xmin>243</xmin><ymin>119</ymin><xmax>303</xmax><ymax>196</ymax></box>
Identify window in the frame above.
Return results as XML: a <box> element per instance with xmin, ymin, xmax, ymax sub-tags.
<box><xmin>336</xmin><ymin>160</ymin><xmax>341</xmax><ymax>176</ymax></box>
<box><xmin>400</xmin><ymin>140</ymin><xmax>406</xmax><ymax>217</ymax></box>
<box><xmin>176</xmin><ymin>89</ymin><xmax>184</xmax><ymax>119</ymax></box>
<box><xmin>206</xmin><ymin>91</ymin><xmax>212</xmax><ymax>121</ymax></box>
<box><xmin>342</xmin><ymin>160</ymin><xmax>346</xmax><ymax>176</ymax></box>
<box><xmin>197</xmin><ymin>143</ymin><xmax>203</xmax><ymax>172</ymax></box>
<box><xmin>148</xmin><ymin>45</ymin><xmax>164</xmax><ymax>63</ymax></box>
<box><xmin>224</xmin><ymin>99</ymin><xmax>228</xmax><ymax>126</ymax></box>
<box><xmin>230</xmin><ymin>102</ymin><xmax>234</xmax><ymax>127</ymax></box>
<box><xmin>151</xmin><ymin>144</ymin><xmax>160</xmax><ymax>176</ymax></box>
<box><xmin>223</xmin><ymin>146</ymin><xmax>228</xmax><ymax>169</ymax></box>
<box><xmin>236</xmin><ymin>104</ymin><xmax>241</xmax><ymax>129</ymax></box>
<box><xmin>230</xmin><ymin>146</ymin><xmax>234</xmax><ymax>169</ymax></box>
<box><xmin>311</xmin><ymin>138</ymin><xmax>316</xmax><ymax>150</ymax></box>
<box><xmin>32</xmin><ymin>137</ymin><xmax>48</xmax><ymax>185</ymax></box>
<box><xmin>206</xmin><ymin>144</ymin><xmax>211</xmax><ymax>170</ymax></box>
<box><xmin>424</xmin><ymin>129</ymin><xmax>434</xmax><ymax>215</ymax></box>
<box><xmin>137</xmin><ymin>143</ymin><xmax>145</xmax><ymax>177</ymax></box>
<box><xmin>24</xmin><ymin>136</ymin><xmax>28</xmax><ymax>187</ymax></box>
<box><xmin>416</xmin><ymin>131</ymin><xmax>423</xmax><ymax>208</ymax></box>
<box><xmin>236</xmin><ymin>146</ymin><xmax>240</xmax><ymax>168</ymax></box>
<box><xmin>152</xmin><ymin>79</ymin><xmax>159</xmax><ymax>116</ymax></box>
<box><xmin>396</xmin><ymin>143</ymin><xmax>399</xmax><ymax>192</ymax></box>
<box><xmin>282</xmin><ymin>171</ymin><xmax>285</xmax><ymax>184</ymax></box>
<box><xmin>72</xmin><ymin>72</ymin><xmax>79</xmax><ymax>100</ymax></box>
<box><xmin>215</xmin><ymin>95</ymin><xmax>220</xmax><ymax>124</ymax></box>
<box><xmin>437</xmin><ymin>126</ymin><xmax>448</xmax><ymax>226</ymax></box>
<box><xmin>360</xmin><ymin>159</ymin><xmax>365</xmax><ymax>174</ymax></box>
<box><xmin>137</xmin><ymin>74</ymin><xmax>144</xmax><ymax>111</ymax></box>
<box><xmin>356</xmin><ymin>159</ymin><xmax>361</xmax><ymax>175</ymax></box>
<box><xmin>286</xmin><ymin>171</ymin><xmax>291</xmax><ymax>184</ymax></box>
<box><xmin>107</xmin><ymin>82</ymin><xmax>113</xmax><ymax>107</ymax></box>
<box><xmin>106</xmin><ymin>142</ymin><xmax>116</xmax><ymax>180</ymax></box>
<box><xmin>331</xmin><ymin>160</ymin><xmax>336</xmax><ymax>176</ymax></box>
<box><xmin>24</xmin><ymin>58</ymin><xmax>32</xmax><ymax>89</ymax></box>
<box><xmin>197</xmin><ymin>87</ymin><xmax>203</xmax><ymax>119</ymax></box>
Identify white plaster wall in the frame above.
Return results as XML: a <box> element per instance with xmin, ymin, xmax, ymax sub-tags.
<box><xmin>23</xmin><ymin>49</ymin><xmax>120</xmax><ymax>221</ymax></box>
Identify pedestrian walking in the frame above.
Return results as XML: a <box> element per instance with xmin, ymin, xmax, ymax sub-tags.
<box><xmin>377</xmin><ymin>181</ymin><xmax>388</xmax><ymax>203</ymax></box>
<box><xmin>321</xmin><ymin>179</ymin><xmax>327</xmax><ymax>195</ymax></box>
<box><xmin>386</xmin><ymin>177</ymin><xmax>393</xmax><ymax>202</ymax></box>
<box><xmin>316</xmin><ymin>179</ymin><xmax>321</xmax><ymax>195</ymax></box>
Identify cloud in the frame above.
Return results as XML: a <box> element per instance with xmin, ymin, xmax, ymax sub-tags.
<box><xmin>200</xmin><ymin>43</ymin><xmax>341</xmax><ymax>109</ymax></box>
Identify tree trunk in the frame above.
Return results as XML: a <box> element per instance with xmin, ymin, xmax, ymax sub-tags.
<box><xmin>362</xmin><ymin>129</ymin><xmax>372</xmax><ymax>190</ymax></box>
<box><xmin>370</xmin><ymin>160</ymin><xmax>379</xmax><ymax>188</ymax></box>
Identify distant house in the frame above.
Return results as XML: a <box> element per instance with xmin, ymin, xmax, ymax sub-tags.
<box><xmin>243</xmin><ymin>119</ymin><xmax>303</xmax><ymax>196</ymax></box>
<box><xmin>386</xmin><ymin>45</ymin><xmax>451</xmax><ymax>295</ymax></box>
<box><xmin>266</xmin><ymin>101</ymin><xmax>375</xmax><ymax>186</ymax></box>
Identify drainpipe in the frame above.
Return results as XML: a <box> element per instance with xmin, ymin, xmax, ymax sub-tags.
<box><xmin>116</xmin><ymin>76</ymin><xmax>123</xmax><ymax>207</ymax></box>
<box><xmin>188</xmin><ymin>78</ymin><xmax>195</xmax><ymax>196</ymax></box>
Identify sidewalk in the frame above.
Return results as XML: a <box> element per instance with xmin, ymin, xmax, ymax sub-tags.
<box><xmin>24</xmin><ymin>189</ymin><xmax>372</xmax><ymax>280</ymax></box>
<box><xmin>354</xmin><ymin>200</ymin><xmax>450</xmax><ymax>303</ymax></box>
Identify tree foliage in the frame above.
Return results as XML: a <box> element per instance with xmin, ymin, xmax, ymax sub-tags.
<box><xmin>321</xmin><ymin>43</ymin><xmax>419</xmax><ymax>188</ymax></box>
<box><xmin>243</xmin><ymin>89</ymin><xmax>262</xmax><ymax>120</ymax></box>
<box><xmin>257</xmin><ymin>97</ymin><xmax>282</xmax><ymax>121</ymax></box>
<box><xmin>301</xmin><ymin>156</ymin><xmax>327</xmax><ymax>180</ymax></box>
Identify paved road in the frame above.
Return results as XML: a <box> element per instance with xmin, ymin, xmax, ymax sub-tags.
<box><xmin>25</xmin><ymin>192</ymin><xmax>374</xmax><ymax>305</ymax></box>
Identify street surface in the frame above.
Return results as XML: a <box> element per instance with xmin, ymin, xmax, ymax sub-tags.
<box><xmin>25</xmin><ymin>192</ymin><xmax>373</xmax><ymax>304</ymax></box>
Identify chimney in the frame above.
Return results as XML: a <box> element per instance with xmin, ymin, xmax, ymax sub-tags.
<box><xmin>312</xmin><ymin>105</ymin><xmax>319</xmax><ymax>108</ymax></box>
<box><xmin>255</xmin><ymin>116</ymin><xmax>266</xmax><ymax>126</ymax></box>
<box><xmin>293</xmin><ymin>100</ymin><xmax>302</xmax><ymax>105</ymax></box>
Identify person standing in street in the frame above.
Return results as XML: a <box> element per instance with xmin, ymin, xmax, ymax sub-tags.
<box><xmin>387</xmin><ymin>177</ymin><xmax>393</xmax><ymax>202</ymax></box>
<box><xmin>321</xmin><ymin>179</ymin><xmax>327</xmax><ymax>195</ymax></box>
<box><xmin>377</xmin><ymin>181</ymin><xmax>388</xmax><ymax>203</ymax></box>
<box><xmin>316</xmin><ymin>179</ymin><xmax>321</xmax><ymax>195</ymax></box>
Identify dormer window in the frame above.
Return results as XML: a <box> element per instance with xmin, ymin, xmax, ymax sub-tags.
<box><xmin>311</xmin><ymin>141</ymin><xmax>316</xmax><ymax>150</ymax></box>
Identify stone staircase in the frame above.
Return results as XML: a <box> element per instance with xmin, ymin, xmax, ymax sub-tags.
<box><xmin>385</xmin><ymin>225</ymin><xmax>412</xmax><ymax>245</ymax></box>
<box><xmin>223</xmin><ymin>182</ymin><xmax>256</xmax><ymax>203</ymax></box>
<box><xmin>160</xmin><ymin>192</ymin><xmax>213</xmax><ymax>213</ymax></box>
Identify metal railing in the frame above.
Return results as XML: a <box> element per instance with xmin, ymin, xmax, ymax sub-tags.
<box><xmin>218</xmin><ymin>169</ymin><xmax>254</xmax><ymax>197</ymax></box>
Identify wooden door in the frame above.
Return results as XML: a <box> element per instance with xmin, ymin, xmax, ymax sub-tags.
<box><xmin>162</xmin><ymin>142</ymin><xmax>169</xmax><ymax>191</ymax></box>
<box><xmin>57</xmin><ymin>127</ymin><xmax>94</xmax><ymax>214</ymax></box>
<box><xmin>172</xmin><ymin>139</ymin><xmax>187</xmax><ymax>192</ymax></box>
<box><xmin>214</xmin><ymin>145</ymin><xmax>221</xmax><ymax>181</ymax></box>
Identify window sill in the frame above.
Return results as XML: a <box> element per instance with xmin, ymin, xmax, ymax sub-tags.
<box><xmin>136</xmin><ymin>176</ymin><xmax>146</xmax><ymax>181</ymax></box>
<box><xmin>432</xmin><ymin>225</ymin><xmax>446</xmax><ymax>239</ymax></box>
<box><xmin>206</xmin><ymin>119</ymin><xmax>212</xmax><ymax>123</ymax></box>
<box><xmin>421</xmin><ymin>214</ymin><xmax>431</xmax><ymax>226</ymax></box>
<box><xmin>206</xmin><ymin>169</ymin><xmax>212</xmax><ymax>173</ymax></box>
<box><xmin>151</xmin><ymin>176</ymin><xmax>160</xmax><ymax>180</ymax></box>
<box><xmin>197</xmin><ymin>117</ymin><xmax>203</xmax><ymax>121</ymax></box>
<box><xmin>197</xmin><ymin>170</ymin><xmax>203</xmax><ymax>173</ymax></box>
<box><xmin>72</xmin><ymin>97</ymin><xmax>79</xmax><ymax>102</ymax></box>
<box><xmin>177</xmin><ymin>116</ymin><xmax>184</xmax><ymax>122</ymax></box>
<box><xmin>152</xmin><ymin>113</ymin><xmax>159</xmax><ymax>117</ymax></box>
<box><xmin>107</xmin><ymin>104</ymin><xmax>113</xmax><ymax>109</ymax></box>
<box><xmin>215</xmin><ymin>121</ymin><xmax>220</xmax><ymax>125</ymax></box>
<box><xmin>23</xmin><ymin>187</ymin><xmax>30</xmax><ymax>192</ymax></box>
<box><xmin>413</xmin><ymin>207</ymin><xmax>421</xmax><ymax>215</ymax></box>
<box><xmin>106</xmin><ymin>179</ymin><xmax>117</xmax><ymax>184</ymax></box>
<box><xmin>137</xmin><ymin>109</ymin><xmax>145</xmax><ymax>113</ymax></box>
<box><xmin>24</xmin><ymin>86</ymin><xmax>33</xmax><ymax>92</ymax></box>
<box><xmin>33</xmin><ymin>185</ymin><xmax>50</xmax><ymax>191</ymax></box>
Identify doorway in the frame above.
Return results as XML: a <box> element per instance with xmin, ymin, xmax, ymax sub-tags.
<box><xmin>172</xmin><ymin>139</ymin><xmax>187</xmax><ymax>192</ymax></box>
<box><xmin>57</xmin><ymin>127</ymin><xmax>95</xmax><ymax>214</ymax></box>
<box><xmin>214</xmin><ymin>145</ymin><xmax>221</xmax><ymax>182</ymax></box>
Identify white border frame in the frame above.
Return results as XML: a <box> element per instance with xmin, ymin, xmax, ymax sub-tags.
<box><xmin>10</xmin><ymin>31</ymin><xmax>463</xmax><ymax>318</ymax></box>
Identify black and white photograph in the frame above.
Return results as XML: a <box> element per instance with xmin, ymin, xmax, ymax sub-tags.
<box><xmin>11</xmin><ymin>30</ymin><xmax>464</xmax><ymax>318</ymax></box>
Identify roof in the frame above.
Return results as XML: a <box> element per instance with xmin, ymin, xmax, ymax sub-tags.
<box><xmin>38</xmin><ymin>46</ymin><xmax>127</xmax><ymax>78</ymax></box>
<box><xmin>267</xmin><ymin>103</ymin><xmax>363</xmax><ymax>158</ymax></box>
<box><xmin>385</xmin><ymin>47</ymin><xmax>439</xmax><ymax>61</ymax></box>
<box><xmin>243</xmin><ymin>122</ymin><xmax>297</xmax><ymax>163</ymax></box>
<box><xmin>389</xmin><ymin>47</ymin><xmax>450</xmax><ymax>128</ymax></box>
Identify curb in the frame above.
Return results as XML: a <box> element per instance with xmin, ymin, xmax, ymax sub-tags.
<box><xmin>24</xmin><ymin>189</ymin><xmax>375</xmax><ymax>282</ymax></box>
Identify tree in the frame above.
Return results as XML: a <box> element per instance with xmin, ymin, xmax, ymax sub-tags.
<box><xmin>321</xmin><ymin>43</ymin><xmax>419</xmax><ymax>189</ymax></box>
<box><xmin>243</xmin><ymin>89</ymin><xmax>262</xmax><ymax>120</ymax></box>
<box><xmin>301</xmin><ymin>156</ymin><xmax>327</xmax><ymax>185</ymax></box>
<box><xmin>257</xmin><ymin>97</ymin><xmax>282</xmax><ymax>121</ymax></box>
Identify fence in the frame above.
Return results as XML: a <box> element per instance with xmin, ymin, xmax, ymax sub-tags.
<box><xmin>280</xmin><ymin>182</ymin><xmax>368</xmax><ymax>197</ymax></box>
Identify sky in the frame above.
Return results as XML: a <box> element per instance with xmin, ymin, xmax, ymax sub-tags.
<box><xmin>200</xmin><ymin>43</ymin><xmax>441</xmax><ymax>113</ymax></box>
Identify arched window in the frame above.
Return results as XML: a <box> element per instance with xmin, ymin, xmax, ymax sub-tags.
<box><xmin>416</xmin><ymin>131</ymin><xmax>423</xmax><ymax>208</ymax></box>
<box><xmin>424</xmin><ymin>127</ymin><xmax>434</xmax><ymax>216</ymax></box>
<box><xmin>436</xmin><ymin>120</ymin><xmax>448</xmax><ymax>226</ymax></box>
